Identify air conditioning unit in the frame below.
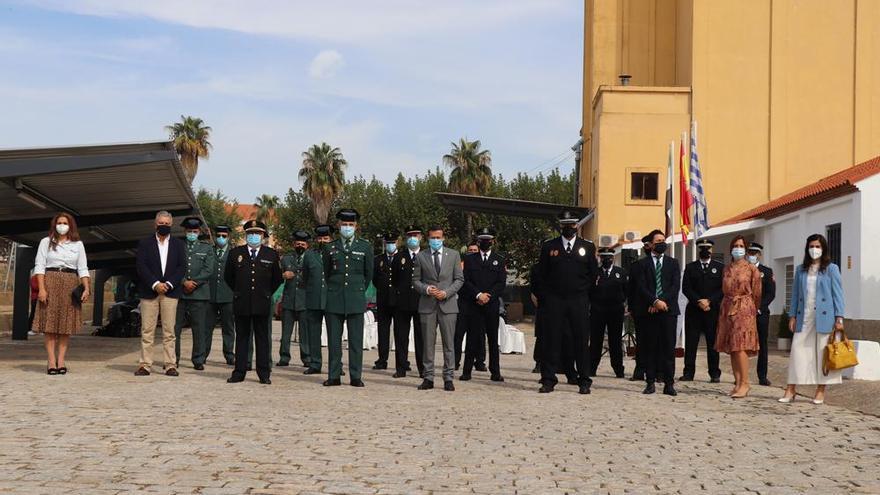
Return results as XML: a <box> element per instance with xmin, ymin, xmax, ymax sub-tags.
<box><xmin>598</xmin><ymin>233</ymin><xmax>617</xmax><ymax>247</ymax></box>
<box><xmin>624</xmin><ymin>230</ymin><xmax>641</xmax><ymax>243</ymax></box>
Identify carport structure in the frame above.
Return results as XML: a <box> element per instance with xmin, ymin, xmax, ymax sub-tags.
<box><xmin>0</xmin><ymin>142</ymin><xmax>202</xmax><ymax>339</ymax></box>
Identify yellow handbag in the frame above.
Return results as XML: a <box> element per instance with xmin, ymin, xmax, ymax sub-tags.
<box><xmin>823</xmin><ymin>328</ymin><xmax>859</xmax><ymax>376</ymax></box>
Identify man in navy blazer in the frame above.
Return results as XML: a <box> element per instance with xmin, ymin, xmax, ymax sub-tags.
<box><xmin>135</xmin><ymin>211</ymin><xmax>187</xmax><ymax>376</ymax></box>
<box><xmin>630</xmin><ymin>229</ymin><xmax>681</xmax><ymax>396</ymax></box>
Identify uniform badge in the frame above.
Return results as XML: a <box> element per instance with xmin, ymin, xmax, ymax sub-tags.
<box><xmin>550</xmin><ymin>250</ymin><xmax>559</xmax><ymax>257</ymax></box>
<box><xmin>711</xmin><ymin>268</ymin><xmax>717</xmax><ymax>274</ymax></box>
<box><xmin>237</xmin><ymin>254</ymin><xmax>243</xmax><ymax>263</ymax></box>
<box><xmin>578</xmin><ymin>247</ymin><xmax>586</xmax><ymax>256</ymax></box>
<box><xmin>492</xmin><ymin>260</ymin><xmax>498</xmax><ymax>266</ymax></box>
<box><xmin>401</xmin><ymin>258</ymin><xmax>406</xmax><ymax>265</ymax></box>
<box><xmin>615</xmin><ymin>273</ymin><xmax>620</xmax><ymax>279</ymax></box>
<box><xmin>380</xmin><ymin>261</ymin><xmax>384</xmax><ymax>268</ymax></box>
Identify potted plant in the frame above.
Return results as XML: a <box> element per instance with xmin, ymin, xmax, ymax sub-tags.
<box><xmin>777</xmin><ymin>310</ymin><xmax>793</xmax><ymax>351</ymax></box>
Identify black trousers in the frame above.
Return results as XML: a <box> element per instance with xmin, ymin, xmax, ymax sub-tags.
<box><xmin>756</xmin><ymin>312</ymin><xmax>770</xmax><ymax>380</ymax></box>
<box><xmin>631</xmin><ymin>316</ymin><xmax>645</xmax><ymax>380</ymax></box>
<box><xmin>454</xmin><ymin>312</ymin><xmax>486</xmax><ymax>368</ymax></box>
<box><xmin>682</xmin><ymin>306</ymin><xmax>721</xmax><ymax>379</ymax></box>
<box><xmin>374</xmin><ymin>304</ymin><xmax>394</xmax><ymax>366</ymax></box>
<box><xmin>589</xmin><ymin>305</ymin><xmax>625</xmax><ymax>375</ymax></box>
<box><xmin>464</xmin><ymin>306</ymin><xmax>500</xmax><ymax>376</ymax></box>
<box><xmin>532</xmin><ymin>306</ymin><xmax>544</xmax><ymax>365</ymax></box>
<box><xmin>640</xmin><ymin>312</ymin><xmax>676</xmax><ymax>385</ymax></box>
<box><xmin>539</xmin><ymin>293</ymin><xmax>592</xmax><ymax>387</ymax></box>
<box><xmin>232</xmin><ymin>314</ymin><xmax>271</xmax><ymax>381</ymax></box>
<box><xmin>392</xmin><ymin>309</ymin><xmax>424</xmax><ymax>374</ymax></box>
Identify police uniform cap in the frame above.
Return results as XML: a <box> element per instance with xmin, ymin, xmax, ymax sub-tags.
<box><xmin>314</xmin><ymin>224</ymin><xmax>333</xmax><ymax>236</ymax></box>
<box><xmin>598</xmin><ymin>247</ymin><xmax>615</xmax><ymax>256</ymax></box>
<box><xmin>748</xmin><ymin>242</ymin><xmax>764</xmax><ymax>252</ymax></box>
<box><xmin>404</xmin><ymin>225</ymin><xmax>422</xmax><ymax>235</ymax></box>
<box><xmin>557</xmin><ymin>210</ymin><xmax>579</xmax><ymax>224</ymax></box>
<box><xmin>475</xmin><ymin>227</ymin><xmax>495</xmax><ymax>240</ymax></box>
<box><xmin>181</xmin><ymin>217</ymin><xmax>203</xmax><ymax>229</ymax></box>
<box><xmin>214</xmin><ymin>225</ymin><xmax>230</xmax><ymax>234</ymax></box>
<box><xmin>243</xmin><ymin>219</ymin><xmax>268</xmax><ymax>233</ymax></box>
<box><xmin>696</xmin><ymin>238</ymin><xmax>715</xmax><ymax>248</ymax></box>
<box><xmin>336</xmin><ymin>208</ymin><xmax>360</xmax><ymax>222</ymax></box>
<box><xmin>293</xmin><ymin>230</ymin><xmax>311</xmax><ymax>242</ymax></box>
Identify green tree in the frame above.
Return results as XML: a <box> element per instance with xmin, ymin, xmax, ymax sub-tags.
<box><xmin>166</xmin><ymin>115</ymin><xmax>212</xmax><ymax>183</ymax></box>
<box><xmin>299</xmin><ymin>142</ymin><xmax>347</xmax><ymax>223</ymax></box>
<box><xmin>195</xmin><ymin>188</ymin><xmax>243</xmax><ymax>243</ymax></box>
<box><xmin>443</xmin><ymin>138</ymin><xmax>493</xmax><ymax>238</ymax></box>
<box><xmin>273</xmin><ymin>188</ymin><xmax>314</xmax><ymax>252</ymax></box>
<box><xmin>254</xmin><ymin>193</ymin><xmax>279</xmax><ymax>223</ymax></box>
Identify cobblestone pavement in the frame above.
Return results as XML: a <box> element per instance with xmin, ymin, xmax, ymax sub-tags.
<box><xmin>1</xmin><ymin>323</ymin><xmax>879</xmax><ymax>494</ymax></box>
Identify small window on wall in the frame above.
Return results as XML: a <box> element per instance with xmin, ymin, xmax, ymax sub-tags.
<box><xmin>826</xmin><ymin>223</ymin><xmax>841</xmax><ymax>267</ymax></box>
<box><xmin>631</xmin><ymin>172</ymin><xmax>659</xmax><ymax>200</ymax></box>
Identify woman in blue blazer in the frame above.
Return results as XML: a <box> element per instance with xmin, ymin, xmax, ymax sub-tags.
<box><xmin>779</xmin><ymin>234</ymin><xmax>845</xmax><ymax>405</ymax></box>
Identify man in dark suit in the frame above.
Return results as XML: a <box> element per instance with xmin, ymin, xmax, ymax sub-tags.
<box><xmin>627</xmin><ymin>236</ymin><xmax>654</xmax><ymax>382</ymax></box>
<box><xmin>537</xmin><ymin>210</ymin><xmax>598</xmax><ymax>395</ymax></box>
<box><xmin>454</xmin><ymin>240</ymin><xmax>485</xmax><ymax>371</ymax></box>
<box><xmin>225</xmin><ymin>220</ymin><xmax>282</xmax><ymax>385</ymax></box>
<box><xmin>391</xmin><ymin>225</ymin><xmax>425</xmax><ymax>378</ymax></box>
<box><xmin>631</xmin><ymin>229</ymin><xmax>681</xmax><ymax>396</ymax></box>
<box><xmin>681</xmin><ymin>238</ymin><xmax>724</xmax><ymax>382</ymax></box>
<box><xmin>589</xmin><ymin>247</ymin><xmax>628</xmax><ymax>378</ymax></box>
<box><xmin>459</xmin><ymin>227</ymin><xmax>507</xmax><ymax>382</ymax></box>
<box><xmin>372</xmin><ymin>232</ymin><xmax>398</xmax><ymax>370</ymax></box>
<box><xmin>135</xmin><ymin>210</ymin><xmax>187</xmax><ymax>376</ymax></box>
<box><xmin>748</xmin><ymin>242</ymin><xmax>776</xmax><ymax>386</ymax></box>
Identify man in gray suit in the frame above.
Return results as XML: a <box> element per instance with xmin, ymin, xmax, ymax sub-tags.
<box><xmin>412</xmin><ymin>225</ymin><xmax>464</xmax><ymax>392</ymax></box>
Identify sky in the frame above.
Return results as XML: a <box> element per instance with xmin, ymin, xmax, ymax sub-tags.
<box><xmin>0</xmin><ymin>0</ymin><xmax>584</xmax><ymax>203</ymax></box>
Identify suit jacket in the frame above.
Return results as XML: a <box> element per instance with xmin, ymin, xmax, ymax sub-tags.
<box><xmin>756</xmin><ymin>263</ymin><xmax>776</xmax><ymax>314</ymax></box>
<box><xmin>590</xmin><ymin>265</ymin><xmax>628</xmax><ymax>311</ymax></box>
<box><xmin>373</xmin><ymin>253</ymin><xmax>397</xmax><ymax>309</ymax></box>
<box><xmin>210</xmin><ymin>245</ymin><xmax>234</xmax><ymax>304</ymax></box>
<box><xmin>538</xmin><ymin>236</ymin><xmax>598</xmax><ymax>297</ymax></box>
<box><xmin>392</xmin><ymin>249</ymin><xmax>421</xmax><ymax>313</ymax></box>
<box><xmin>323</xmin><ymin>237</ymin><xmax>373</xmax><ymax>315</ymax></box>
<box><xmin>789</xmin><ymin>263</ymin><xmax>844</xmax><ymax>334</ymax></box>
<box><xmin>224</xmin><ymin>245</ymin><xmax>283</xmax><ymax>316</ymax></box>
<box><xmin>412</xmin><ymin>246</ymin><xmax>464</xmax><ymax>315</ymax></box>
<box><xmin>631</xmin><ymin>254</ymin><xmax>681</xmax><ymax>317</ymax></box>
<box><xmin>460</xmin><ymin>251</ymin><xmax>507</xmax><ymax>314</ymax></box>
<box><xmin>136</xmin><ymin>235</ymin><xmax>187</xmax><ymax>299</ymax></box>
<box><xmin>682</xmin><ymin>259</ymin><xmax>724</xmax><ymax>313</ymax></box>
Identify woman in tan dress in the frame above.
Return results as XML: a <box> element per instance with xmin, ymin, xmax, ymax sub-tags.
<box><xmin>714</xmin><ymin>235</ymin><xmax>761</xmax><ymax>398</ymax></box>
<box><xmin>33</xmin><ymin>213</ymin><xmax>91</xmax><ymax>375</ymax></box>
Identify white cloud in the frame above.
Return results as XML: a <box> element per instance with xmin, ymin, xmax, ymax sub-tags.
<box><xmin>308</xmin><ymin>50</ymin><xmax>344</xmax><ymax>79</ymax></box>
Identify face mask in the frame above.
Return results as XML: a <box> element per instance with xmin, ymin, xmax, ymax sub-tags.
<box><xmin>55</xmin><ymin>224</ymin><xmax>70</xmax><ymax>236</ymax></box>
<box><xmin>156</xmin><ymin>225</ymin><xmax>172</xmax><ymax>236</ymax></box>
<box><xmin>809</xmin><ymin>247</ymin><xmax>822</xmax><ymax>260</ymax></box>
<box><xmin>731</xmin><ymin>247</ymin><xmax>746</xmax><ymax>260</ymax></box>
<box><xmin>653</xmin><ymin>242</ymin><xmax>667</xmax><ymax>255</ymax></box>
<box><xmin>561</xmin><ymin>226</ymin><xmax>577</xmax><ymax>238</ymax></box>
<box><xmin>698</xmin><ymin>247</ymin><xmax>711</xmax><ymax>260</ymax></box>
<box><xmin>246</xmin><ymin>233</ymin><xmax>262</xmax><ymax>248</ymax></box>
<box><xmin>215</xmin><ymin>236</ymin><xmax>228</xmax><ymax>247</ymax></box>
<box><xmin>340</xmin><ymin>225</ymin><xmax>355</xmax><ymax>239</ymax></box>
<box><xmin>294</xmin><ymin>246</ymin><xmax>306</xmax><ymax>255</ymax></box>
<box><xmin>385</xmin><ymin>243</ymin><xmax>397</xmax><ymax>255</ymax></box>
<box><xmin>601</xmin><ymin>257</ymin><xmax>613</xmax><ymax>269</ymax></box>
<box><xmin>406</xmin><ymin>236</ymin><xmax>420</xmax><ymax>249</ymax></box>
<box><xmin>186</xmin><ymin>232</ymin><xmax>198</xmax><ymax>243</ymax></box>
<box><xmin>746</xmin><ymin>255</ymin><xmax>758</xmax><ymax>265</ymax></box>
<box><xmin>478</xmin><ymin>240</ymin><xmax>492</xmax><ymax>251</ymax></box>
<box><xmin>428</xmin><ymin>238</ymin><xmax>443</xmax><ymax>251</ymax></box>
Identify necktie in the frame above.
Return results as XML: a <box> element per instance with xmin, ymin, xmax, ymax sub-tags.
<box><xmin>655</xmin><ymin>256</ymin><xmax>663</xmax><ymax>298</ymax></box>
<box><xmin>483</xmin><ymin>253</ymin><xmax>488</xmax><ymax>263</ymax></box>
<box><xmin>344</xmin><ymin>240</ymin><xmax>351</xmax><ymax>251</ymax></box>
<box><xmin>702</xmin><ymin>263</ymin><xmax>708</xmax><ymax>271</ymax></box>
<box><xmin>433</xmin><ymin>250</ymin><xmax>441</xmax><ymax>274</ymax></box>
<box><xmin>565</xmin><ymin>242</ymin><xmax>572</xmax><ymax>254</ymax></box>
<box><xmin>250</xmin><ymin>249</ymin><xmax>257</xmax><ymax>260</ymax></box>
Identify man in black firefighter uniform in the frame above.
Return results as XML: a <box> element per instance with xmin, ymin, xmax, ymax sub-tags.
<box><xmin>680</xmin><ymin>238</ymin><xmax>724</xmax><ymax>382</ymax></box>
<box><xmin>748</xmin><ymin>242</ymin><xmax>776</xmax><ymax>386</ymax></box>
<box><xmin>372</xmin><ymin>232</ymin><xmax>398</xmax><ymax>370</ymax></box>
<box><xmin>589</xmin><ymin>247</ymin><xmax>628</xmax><ymax>378</ymax></box>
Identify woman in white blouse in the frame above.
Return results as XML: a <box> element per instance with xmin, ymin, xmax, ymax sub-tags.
<box><xmin>32</xmin><ymin>213</ymin><xmax>91</xmax><ymax>375</ymax></box>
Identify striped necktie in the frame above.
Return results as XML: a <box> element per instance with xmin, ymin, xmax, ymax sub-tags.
<box><xmin>654</xmin><ymin>256</ymin><xmax>663</xmax><ymax>298</ymax></box>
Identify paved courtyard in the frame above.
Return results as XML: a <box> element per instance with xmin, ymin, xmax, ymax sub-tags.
<box><xmin>1</xmin><ymin>323</ymin><xmax>879</xmax><ymax>494</ymax></box>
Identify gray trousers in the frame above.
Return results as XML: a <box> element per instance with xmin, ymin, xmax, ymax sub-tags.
<box><xmin>420</xmin><ymin>311</ymin><xmax>457</xmax><ymax>382</ymax></box>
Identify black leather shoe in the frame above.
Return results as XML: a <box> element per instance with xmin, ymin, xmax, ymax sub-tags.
<box><xmin>372</xmin><ymin>362</ymin><xmax>387</xmax><ymax>370</ymax></box>
<box><xmin>589</xmin><ymin>372</ymin><xmax>597</xmax><ymax>377</ymax></box>
<box><xmin>392</xmin><ymin>371</ymin><xmax>406</xmax><ymax>378</ymax></box>
<box><xmin>615</xmin><ymin>370</ymin><xmax>625</xmax><ymax>378</ymax></box>
<box><xmin>418</xmin><ymin>380</ymin><xmax>434</xmax><ymax>390</ymax></box>
<box><xmin>259</xmin><ymin>378</ymin><xmax>272</xmax><ymax>385</ymax></box>
<box><xmin>227</xmin><ymin>375</ymin><xmax>244</xmax><ymax>383</ymax></box>
<box><xmin>459</xmin><ymin>373</ymin><xmax>472</xmax><ymax>381</ymax></box>
<box><xmin>531</xmin><ymin>364</ymin><xmax>541</xmax><ymax>374</ymax></box>
<box><xmin>710</xmin><ymin>376</ymin><xmax>722</xmax><ymax>383</ymax></box>
<box><xmin>350</xmin><ymin>379</ymin><xmax>365</xmax><ymax>387</ymax></box>
<box><xmin>678</xmin><ymin>375</ymin><xmax>694</xmax><ymax>382</ymax></box>
<box><xmin>165</xmin><ymin>368</ymin><xmax>179</xmax><ymax>377</ymax></box>
<box><xmin>539</xmin><ymin>384</ymin><xmax>555</xmax><ymax>393</ymax></box>
<box><xmin>759</xmin><ymin>378</ymin><xmax>772</xmax><ymax>386</ymax></box>
<box><xmin>642</xmin><ymin>382</ymin><xmax>656</xmax><ymax>394</ymax></box>
<box><xmin>663</xmin><ymin>384</ymin><xmax>678</xmax><ymax>396</ymax></box>
<box><xmin>340</xmin><ymin>370</ymin><xmax>346</xmax><ymax>376</ymax></box>
<box><xmin>629</xmin><ymin>375</ymin><xmax>645</xmax><ymax>382</ymax></box>
<box><xmin>225</xmin><ymin>359</ymin><xmax>235</xmax><ymax>366</ymax></box>
<box><xmin>444</xmin><ymin>381</ymin><xmax>455</xmax><ymax>391</ymax></box>
<box><xmin>404</xmin><ymin>364</ymin><xmax>412</xmax><ymax>371</ymax></box>
<box><xmin>276</xmin><ymin>362</ymin><xmax>289</xmax><ymax>367</ymax></box>
<box><xmin>454</xmin><ymin>364</ymin><xmax>460</xmax><ymax>371</ymax></box>
<box><xmin>579</xmin><ymin>384</ymin><xmax>591</xmax><ymax>395</ymax></box>
<box><xmin>323</xmin><ymin>379</ymin><xmax>341</xmax><ymax>386</ymax></box>
<box><xmin>475</xmin><ymin>364</ymin><xmax>488</xmax><ymax>372</ymax></box>
<box><xmin>303</xmin><ymin>368</ymin><xmax>320</xmax><ymax>375</ymax></box>
<box><xmin>490</xmin><ymin>375</ymin><xmax>504</xmax><ymax>382</ymax></box>
<box><xmin>194</xmin><ymin>363</ymin><xmax>205</xmax><ymax>371</ymax></box>
<box><xmin>566</xmin><ymin>377</ymin><xmax>578</xmax><ymax>385</ymax></box>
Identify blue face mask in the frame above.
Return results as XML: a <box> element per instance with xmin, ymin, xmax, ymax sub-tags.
<box><xmin>215</xmin><ymin>236</ymin><xmax>228</xmax><ymax>247</ymax></box>
<box><xmin>746</xmin><ymin>255</ymin><xmax>758</xmax><ymax>265</ymax></box>
<box><xmin>246</xmin><ymin>233</ymin><xmax>262</xmax><ymax>248</ymax></box>
<box><xmin>185</xmin><ymin>232</ymin><xmax>198</xmax><ymax>243</ymax></box>
<box><xmin>731</xmin><ymin>247</ymin><xmax>746</xmax><ymax>260</ymax></box>
<box><xmin>340</xmin><ymin>225</ymin><xmax>355</xmax><ymax>239</ymax></box>
<box><xmin>428</xmin><ymin>238</ymin><xmax>443</xmax><ymax>251</ymax></box>
<box><xmin>385</xmin><ymin>243</ymin><xmax>397</xmax><ymax>255</ymax></box>
<box><xmin>406</xmin><ymin>236</ymin><xmax>420</xmax><ymax>249</ymax></box>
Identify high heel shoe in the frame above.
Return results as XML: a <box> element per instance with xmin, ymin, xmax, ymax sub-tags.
<box><xmin>47</xmin><ymin>368</ymin><xmax>59</xmax><ymax>375</ymax></box>
<box><xmin>57</xmin><ymin>367</ymin><xmax>68</xmax><ymax>375</ymax></box>
<box><xmin>731</xmin><ymin>387</ymin><xmax>751</xmax><ymax>399</ymax></box>
<box><xmin>777</xmin><ymin>395</ymin><xmax>796</xmax><ymax>403</ymax></box>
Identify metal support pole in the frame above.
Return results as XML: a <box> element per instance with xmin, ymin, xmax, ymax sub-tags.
<box><xmin>11</xmin><ymin>245</ymin><xmax>36</xmax><ymax>340</ymax></box>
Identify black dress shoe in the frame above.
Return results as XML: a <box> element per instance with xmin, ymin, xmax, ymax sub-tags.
<box><xmin>566</xmin><ymin>377</ymin><xmax>578</xmax><ymax>385</ymax></box>
<box><xmin>165</xmin><ymin>368</ymin><xmax>179</xmax><ymax>377</ymax></box>
<box><xmin>340</xmin><ymin>370</ymin><xmax>346</xmax><ymax>376</ymax></box>
<box><xmin>259</xmin><ymin>378</ymin><xmax>272</xmax><ymax>385</ymax></box>
<box><xmin>276</xmin><ymin>362</ymin><xmax>289</xmax><ymax>367</ymax></box>
<box><xmin>615</xmin><ymin>371</ymin><xmax>625</xmax><ymax>378</ymax></box>
<box><xmin>678</xmin><ymin>375</ymin><xmax>694</xmax><ymax>382</ymax></box>
<box><xmin>303</xmin><ymin>368</ymin><xmax>320</xmax><ymax>375</ymax></box>
<box><xmin>404</xmin><ymin>364</ymin><xmax>412</xmax><ymax>371</ymax></box>
<box><xmin>539</xmin><ymin>384</ymin><xmax>555</xmax><ymax>393</ymax></box>
<box><xmin>418</xmin><ymin>380</ymin><xmax>434</xmax><ymax>390</ymax></box>
<box><xmin>642</xmin><ymin>382</ymin><xmax>656</xmax><ymax>394</ymax></box>
<box><xmin>454</xmin><ymin>364</ymin><xmax>460</xmax><ymax>371</ymax></box>
<box><xmin>629</xmin><ymin>375</ymin><xmax>645</xmax><ymax>382</ymax></box>
<box><xmin>227</xmin><ymin>375</ymin><xmax>244</xmax><ymax>383</ymax></box>
<box><xmin>392</xmin><ymin>371</ymin><xmax>406</xmax><ymax>378</ymax></box>
<box><xmin>710</xmin><ymin>376</ymin><xmax>722</xmax><ymax>383</ymax></box>
<box><xmin>323</xmin><ymin>379</ymin><xmax>341</xmax><ymax>386</ymax></box>
<box><xmin>418</xmin><ymin>372</ymin><xmax>424</xmax><ymax>379</ymax></box>
<box><xmin>475</xmin><ymin>364</ymin><xmax>488</xmax><ymax>372</ymax></box>
<box><xmin>579</xmin><ymin>384</ymin><xmax>591</xmax><ymax>395</ymax></box>
<box><xmin>194</xmin><ymin>364</ymin><xmax>205</xmax><ymax>371</ymax></box>
<box><xmin>759</xmin><ymin>378</ymin><xmax>772</xmax><ymax>386</ymax></box>
<box><xmin>663</xmin><ymin>384</ymin><xmax>678</xmax><ymax>396</ymax></box>
<box><xmin>350</xmin><ymin>379</ymin><xmax>365</xmax><ymax>387</ymax></box>
<box><xmin>225</xmin><ymin>359</ymin><xmax>235</xmax><ymax>366</ymax></box>
<box><xmin>589</xmin><ymin>372</ymin><xmax>597</xmax><ymax>377</ymax></box>
<box><xmin>531</xmin><ymin>364</ymin><xmax>541</xmax><ymax>374</ymax></box>
<box><xmin>444</xmin><ymin>381</ymin><xmax>455</xmax><ymax>391</ymax></box>
<box><xmin>490</xmin><ymin>375</ymin><xmax>504</xmax><ymax>382</ymax></box>
<box><xmin>459</xmin><ymin>373</ymin><xmax>472</xmax><ymax>381</ymax></box>
<box><xmin>372</xmin><ymin>362</ymin><xmax>387</xmax><ymax>370</ymax></box>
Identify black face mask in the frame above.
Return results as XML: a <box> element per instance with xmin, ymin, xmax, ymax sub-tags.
<box><xmin>653</xmin><ymin>242</ymin><xmax>668</xmax><ymax>255</ymax></box>
<box><xmin>294</xmin><ymin>246</ymin><xmax>305</xmax><ymax>255</ymax></box>
<box><xmin>156</xmin><ymin>225</ymin><xmax>171</xmax><ymax>236</ymax></box>
<box><xmin>478</xmin><ymin>240</ymin><xmax>492</xmax><ymax>252</ymax></box>
<box><xmin>601</xmin><ymin>258</ymin><xmax>613</xmax><ymax>269</ymax></box>
<box><xmin>561</xmin><ymin>226</ymin><xmax>577</xmax><ymax>238</ymax></box>
<box><xmin>698</xmin><ymin>247</ymin><xmax>712</xmax><ymax>260</ymax></box>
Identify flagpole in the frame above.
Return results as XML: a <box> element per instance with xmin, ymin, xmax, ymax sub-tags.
<box><xmin>691</xmin><ymin>121</ymin><xmax>698</xmax><ymax>263</ymax></box>
<box><xmin>669</xmin><ymin>140</ymin><xmax>676</xmax><ymax>261</ymax></box>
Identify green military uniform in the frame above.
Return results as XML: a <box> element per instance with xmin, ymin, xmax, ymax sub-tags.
<box><xmin>324</xmin><ymin>233</ymin><xmax>373</xmax><ymax>383</ymax></box>
<box><xmin>175</xmin><ymin>220</ymin><xmax>216</xmax><ymax>369</ymax></box>
<box><xmin>278</xmin><ymin>251</ymin><xmax>307</xmax><ymax>366</ymax></box>
<box><xmin>209</xmin><ymin>242</ymin><xmax>235</xmax><ymax>364</ymax></box>
<box><xmin>302</xmin><ymin>242</ymin><xmax>328</xmax><ymax>373</ymax></box>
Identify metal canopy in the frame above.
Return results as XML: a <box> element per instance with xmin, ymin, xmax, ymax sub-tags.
<box><xmin>435</xmin><ymin>192</ymin><xmax>592</xmax><ymax>221</ymax></box>
<box><xmin>0</xmin><ymin>141</ymin><xmax>201</xmax><ymax>269</ymax></box>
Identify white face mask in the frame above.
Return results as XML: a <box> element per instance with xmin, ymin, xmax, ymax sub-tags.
<box><xmin>746</xmin><ymin>255</ymin><xmax>758</xmax><ymax>265</ymax></box>
<box><xmin>809</xmin><ymin>247</ymin><xmax>822</xmax><ymax>260</ymax></box>
<box><xmin>55</xmin><ymin>224</ymin><xmax>70</xmax><ymax>235</ymax></box>
<box><xmin>731</xmin><ymin>247</ymin><xmax>746</xmax><ymax>260</ymax></box>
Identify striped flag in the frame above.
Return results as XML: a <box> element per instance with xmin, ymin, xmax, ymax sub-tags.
<box><xmin>689</xmin><ymin>121</ymin><xmax>710</xmax><ymax>237</ymax></box>
<box><xmin>664</xmin><ymin>142</ymin><xmax>674</xmax><ymax>237</ymax></box>
<box><xmin>679</xmin><ymin>134</ymin><xmax>692</xmax><ymax>245</ymax></box>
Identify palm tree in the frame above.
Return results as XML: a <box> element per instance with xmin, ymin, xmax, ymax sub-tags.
<box><xmin>299</xmin><ymin>142</ymin><xmax>347</xmax><ymax>223</ymax></box>
<box><xmin>254</xmin><ymin>194</ymin><xmax>279</xmax><ymax>223</ymax></box>
<box><xmin>443</xmin><ymin>138</ymin><xmax>493</xmax><ymax>237</ymax></box>
<box><xmin>166</xmin><ymin>115</ymin><xmax>212</xmax><ymax>183</ymax></box>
